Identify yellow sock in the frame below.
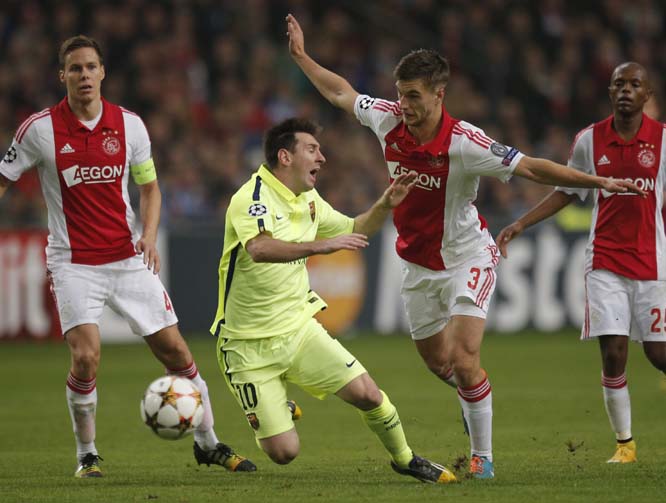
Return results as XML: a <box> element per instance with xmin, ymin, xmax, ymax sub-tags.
<box><xmin>359</xmin><ymin>390</ymin><xmax>413</xmax><ymax>467</ymax></box>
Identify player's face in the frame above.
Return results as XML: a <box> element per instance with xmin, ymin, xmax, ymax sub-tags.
<box><xmin>282</xmin><ymin>132</ymin><xmax>325</xmax><ymax>194</ymax></box>
<box><xmin>59</xmin><ymin>47</ymin><xmax>105</xmax><ymax>105</ymax></box>
<box><xmin>608</xmin><ymin>65</ymin><xmax>651</xmax><ymax>116</ymax></box>
<box><xmin>396</xmin><ymin>79</ymin><xmax>444</xmax><ymax>127</ymax></box>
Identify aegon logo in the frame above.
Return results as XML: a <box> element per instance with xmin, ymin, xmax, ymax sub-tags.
<box><xmin>61</xmin><ymin>164</ymin><xmax>124</xmax><ymax>187</ymax></box>
<box><xmin>391</xmin><ymin>163</ymin><xmax>442</xmax><ymax>191</ymax></box>
<box><xmin>600</xmin><ymin>177</ymin><xmax>655</xmax><ymax>198</ymax></box>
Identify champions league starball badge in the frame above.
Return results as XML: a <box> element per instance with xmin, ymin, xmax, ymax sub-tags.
<box><xmin>3</xmin><ymin>146</ymin><xmax>17</xmax><ymax>163</ymax></box>
<box><xmin>248</xmin><ymin>203</ymin><xmax>267</xmax><ymax>216</ymax></box>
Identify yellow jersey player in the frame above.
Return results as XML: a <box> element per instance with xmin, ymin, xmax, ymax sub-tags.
<box><xmin>211</xmin><ymin>117</ymin><xmax>455</xmax><ymax>483</ymax></box>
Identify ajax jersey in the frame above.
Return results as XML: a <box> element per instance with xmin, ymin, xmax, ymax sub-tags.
<box><xmin>0</xmin><ymin>98</ymin><xmax>153</xmax><ymax>266</ymax></box>
<box><xmin>560</xmin><ymin>114</ymin><xmax>666</xmax><ymax>280</ymax></box>
<box><xmin>354</xmin><ymin>94</ymin><xmax>524</xmax><ymax>271</ymax></box>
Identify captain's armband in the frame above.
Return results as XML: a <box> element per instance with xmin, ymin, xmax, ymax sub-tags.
<box><xmin>130</xmin><ymin>159</ymin><xmax>157</xmax><ymax>185</ymax></box>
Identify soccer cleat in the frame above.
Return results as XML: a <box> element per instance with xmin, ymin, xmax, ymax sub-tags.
<box><xmin>287</xmin><ymin>399</ymin><xmax>302</xmax><ymax>420</ymax></box>
<box><xmin>470</xmin><ymin>455</ymin><xmax>494</xmax><ymax>479</ymax></box>
<box><xmin>607</xmin><ymin>440</ymin><xmax>637</xmax><ymax>463</ymax></box>
<box><xmin>390</xmin><ymin>454</ymin><xmax>457</xmax><ymax>484</ymax></box>
<box><xmin>74</xmin><ymin>453</ymin><xmax>103</xmax><ymax>478</ymax></box>
<box><xmin>193</xmin><ymin>442</ymin><xmax>257</xmax><ymax>472</ymax></box>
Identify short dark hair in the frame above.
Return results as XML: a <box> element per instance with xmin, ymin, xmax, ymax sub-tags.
<box><xmin>59</xmin><ymin>35</ymin><xmax>104</xmax><ymax>68</ymax></box>
<box><xmin>264</xmin><ymin>118</ymin><xmax>322</xmax><ymax>169</ymax></box>
<box><xmin>393</xmin><ymin>49</ymin><xmax>450</xmax><ymax>90</ymax></box>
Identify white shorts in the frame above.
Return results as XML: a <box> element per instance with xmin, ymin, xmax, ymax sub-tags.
<box><xmin>400</xmin><ymin>252</ymin><xmax>498</xmax><ymax>340</ymax></box>
<box><xmin>48</xmin><ymin>255</ymin><xmax>178</xmax><ymax>337</ymax></box>
<box><xmin>582</xmin><ymin>269</ymin><xmax>666</xmax><ymax>342</ymax></box>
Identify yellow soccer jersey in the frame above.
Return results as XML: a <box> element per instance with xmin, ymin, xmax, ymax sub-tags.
<box><xmin>210</xmin><ymin>164</ymin><xmax>354</xmax><ymax>339</ymax></box>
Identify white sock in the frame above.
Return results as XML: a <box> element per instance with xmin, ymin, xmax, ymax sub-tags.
<box><xmin>191</xmin><ymin>373</ymin><xmax>220</xmax><ymax>449</ymax></box>
<box><xmin>458</xmin><ymin>374</ymin><xmax>493</xmax><ymax>461</ymax></box>
<box><xmin>602</xmin><ymin>372</ymin><xmax>632</xmax><ymax>441</ymax></box>
<box><xmin>167</xmin><ymin>362</ymin><xmax>219</xmax><ymax>450</ymax></box>
<box><xmin>66</xmin><ymin>372</ymin><xmax>98</xmax><ymax>461</ymax></box>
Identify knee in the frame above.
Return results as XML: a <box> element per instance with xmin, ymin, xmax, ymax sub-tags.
<box><xmin>354</xmin><ymin>386</ymin><xmax>383</xmax><ymax>410</ymax></box>
<box><xmin>265</xmin><ymin>445</ymin><xmax>299</xmax><ymax>465</ymax></box>
<box><xmin>72</xmin><ymin>347</ymin><xmax>100</xmax><ymax>374</ymax></box>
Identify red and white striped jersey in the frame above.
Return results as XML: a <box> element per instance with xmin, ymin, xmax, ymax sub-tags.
<box><xmin>559</xmin><ymin>114</ymin><xmax>666</xmax><ymax>280</ymax></box>
<box><xmin>354</xmin><ymin>94</ymin><xmax>524</xmax><ymax>270</ymax></box>
<box><xmin>0</xmin><ymin>98</ymin><xmax>152</xmax><ymax>266</ymax></box>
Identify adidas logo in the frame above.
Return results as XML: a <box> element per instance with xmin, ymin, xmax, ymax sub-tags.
<box><xmin>60</xmin><ymin>143</ymin><xmax>75</xmax><ymax>154</ymax></box>
<box><xmin>596</xmin><ymin>155</ymin><xmax>610</xmax><ymax>165</ymax></box>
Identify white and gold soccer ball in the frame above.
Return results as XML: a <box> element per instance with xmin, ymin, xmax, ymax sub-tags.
<box><xmin>140</xmin><ymin>376</ymin><xmax>204</xmax><ymax>440</ymax></box>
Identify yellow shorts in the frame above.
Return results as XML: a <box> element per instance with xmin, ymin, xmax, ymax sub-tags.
<box><xmin>217</xmin><ymin>317</ymin><xmax>366</xmax><ymax>439</ymax></box>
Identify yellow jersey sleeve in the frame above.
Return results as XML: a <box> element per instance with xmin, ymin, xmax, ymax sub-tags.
<box><xmin>228</xmin><ymin>182</ymin><xmax>274</xmax><ymax>246</ymax></box>
<box><xmin>312</xmin><ymin>190</ymin><xmax>354</xmax><ymax>238</ymax></box>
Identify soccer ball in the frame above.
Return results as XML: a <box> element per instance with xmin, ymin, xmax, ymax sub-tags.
<box><xmin>140</xmin><ymin>376</ymin><xmax>204</xmax><ymax>440</ymax></box>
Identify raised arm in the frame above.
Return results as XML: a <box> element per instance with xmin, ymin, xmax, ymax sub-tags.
<box><xmin>496</xmin><ymin>190</ymin><xmax>576</xmax><ymax>258</ymax></box>
<box><xmin>286</xmin><ymin>13</ymin><xmax>359</xmax><ymax>114</ymax></box>
<box><xmin>514</xmin><ymin>156</ymin><xmax>646</xmax><ymax>194</ymax></box>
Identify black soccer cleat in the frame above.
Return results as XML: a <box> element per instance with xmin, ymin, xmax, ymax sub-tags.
<box><xmin>390</xmin><ymin>454</ymin><xmax>457</xmax><ymax>483</ymax></box>
<box><xmin>193</xmin><ymin>442</ymin><xmax>257</xmax><ymax>472</ymax></box>
<box><xmin>74</xmin><ymin>453</ymin><xmax>103</xmax><ymax>478</ymax></box>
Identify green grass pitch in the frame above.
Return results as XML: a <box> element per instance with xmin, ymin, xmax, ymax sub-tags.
<box><xmin>1</xmin><ymin>330</ymin><xmax>665</xmax><ymax>502</ymax></box>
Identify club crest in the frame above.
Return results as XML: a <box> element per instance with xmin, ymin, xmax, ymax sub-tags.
<box><xmin>309</xmin><ymin>201</ymin><xmax>316</xmax><ymax>222</ymax></box>
<box><xmin>637</xmin><ymin>148</ymin><xmax>655</xmax><ymax>168</ymax></box>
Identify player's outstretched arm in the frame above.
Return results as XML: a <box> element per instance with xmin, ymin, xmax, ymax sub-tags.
<box><xmin>353</xmin><ymin>172</ymin><xmax>417</xmax><ymax>236</ymax></box>
<box><xmin>246</xmin><ymin>232</ymin><xmax>369</xmax><ymax>263</ymax></box>
<box><xmin>514</xmin><ymin>156</ymin><xmax>647</xmax><ymax>195</ymax></box>
<box><xmin>496</xmin><ymin>190</ymin><xmax>576</xmax><ymax>258</ymax></box>
<box><xmin>0</xmin><ymin>174</ymin><xmax>11</xmax><ymax>199</ymax></box>
<box><xmin>136</xmin><ymin>179</ymin><xmax>162</xmax><ymax>274</ymax></box>
<box><xmin>286</xmin><ymin>13</ymin><xmax>359</xmax><ymax>114</ymax></box>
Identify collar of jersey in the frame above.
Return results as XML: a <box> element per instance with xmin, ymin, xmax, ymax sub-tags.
<box><xmin>257</xmin><ymin>164</ymin><xmax>300</xmax><ymax>202</ymax></box>
<box><xmin>392</xmin><ymin>105</ymin><xmax>454</xmax><ymax>156</ymax></box>
<box><xmin>58</xmin><ymin>97</ymin><xmax>112</xmax><ymax>134</ymax></box>
<box><xmin>602</xmin><ymin>112</ymin><xmax>654</xmax><ymax>146</ymax></box>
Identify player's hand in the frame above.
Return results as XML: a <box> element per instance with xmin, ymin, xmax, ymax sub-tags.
<box><xmin>381</xmin><ymin>171</ymin><xmax>418</xmax><ymax>209</ymax></box>
<box><xmin>599</xmin><ymin>177</ymin><xmax>647</xmax><ymax>196</ymax></box>
<box><xmin>286</xmin><ymin>14</ymin><xmax>305</xmax><ymax>58</ymax></box>
<box><xmin>496</xmin><ymin>221</ymin><xmax>524</xmax><ymax>258</ymax></box>
<box><xmin>315</xmin><ymin>233</ymin><xmax>369</xmax><ymax>254</ymax></box>
<box><xmin>135</xmin><ymin>237</ymin><xmax>161</xmax><ymax>274</ymax></box>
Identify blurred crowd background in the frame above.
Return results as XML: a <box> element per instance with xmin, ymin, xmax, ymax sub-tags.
<box><xmin>1</xmin><ymin>0</ymin><xmax>664</xmax><ymax>233</ymax></box>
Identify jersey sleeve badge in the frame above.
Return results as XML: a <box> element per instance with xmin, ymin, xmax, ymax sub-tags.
<box><xmin>248</xmin><ymin>203</ymin><xmax>267</xmax><ymax>217</ymax></box>
<box><xmin>359</xmin><ymin>96</ymin><xmax>376</xmax><ymax>110</ymax></box>
<box><xmin>3</xmin><ymin>146</ymin><xmax>17</xmax><ymax>163</ymax></box>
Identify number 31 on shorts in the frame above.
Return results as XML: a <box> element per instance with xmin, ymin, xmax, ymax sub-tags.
<box><xmin>467</xmin><ymin>267</ymin><xmax>481</xmax><ymax>290</ymax></box>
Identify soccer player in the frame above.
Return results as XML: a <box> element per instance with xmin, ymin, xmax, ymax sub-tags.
<box><xmin>285</xmin><ymin>14</ymin><xmax>645</xmax><ymax>478</ymax></box>
<box><xmin>211</xmin><ymin>117</ymin><xmax>456</xmax><ymax>484</ymax></box>
<box><xmin>497</xmin><ymin>62</ymin><xmax>665</xmax><ymax>464</ymax></box>
<box><xmin>0</xmin><ymin>35</ymin><xmax>255</xmax><ymax>477</ymax></box>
